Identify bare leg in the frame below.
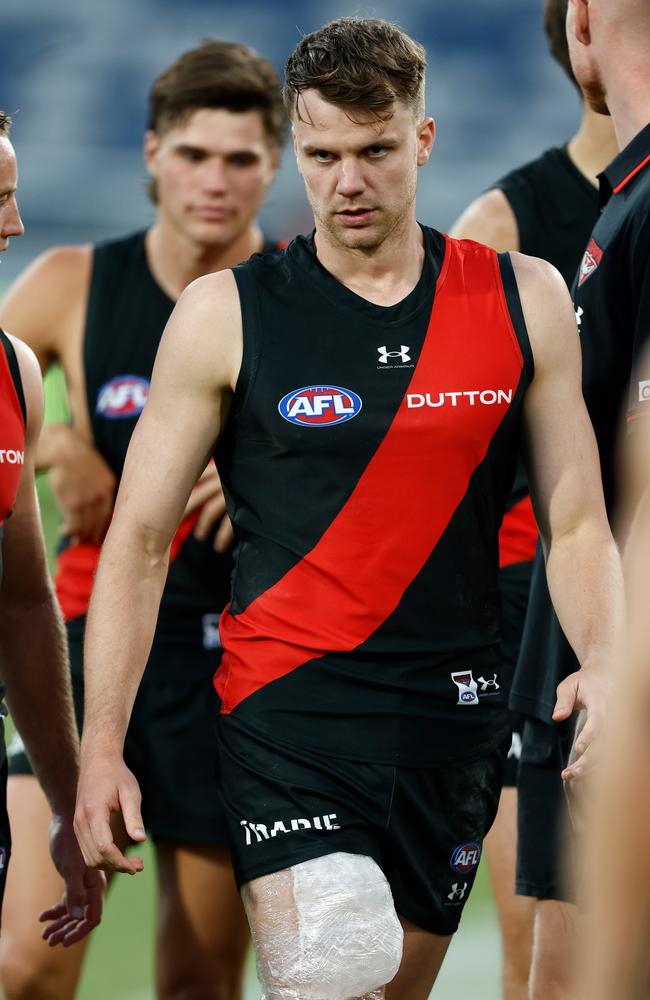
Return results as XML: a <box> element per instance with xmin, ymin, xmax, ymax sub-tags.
<box><xmin>0</xmin><ymin>776</ymin><xmax>90</xmax><ymax>999</ymax></box>
<box><xmin>530</xmin><ymin>899</ymin><xmax>579</xmax><ymax>1000</ymax></box>
<box><xmin>484</xmin><ymin>788</ymin><xmax>534</xmax><ymax>999</ymax></box>
<box><xmin>386</xmin><ymin>916</ymin><xmax>451</xmax><ymax>1000</ymax></box>
<box><xmin>154</xmin><ymin>841</ymin><xmax>249</xmax><ymax>1000</ymax></box>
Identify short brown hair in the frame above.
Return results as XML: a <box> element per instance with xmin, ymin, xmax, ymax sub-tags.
<box><xmin>544</xmin><ymin>0</ymin><xmax>579</xmax><ymax>89</ymax></box>
<box><xmin>284</xmin><ymin>17</ymin><xmax>426</xmax><ymax>124</ymax></box>
<box><xmin>148</xmin><ymin>39</ymin><xmax>286</xmax><ymax>147</ymax></box>
<box><xmin>0</xmin><ymin>111</ymin><xmax>12</xmax><ymax>138</ymax></box>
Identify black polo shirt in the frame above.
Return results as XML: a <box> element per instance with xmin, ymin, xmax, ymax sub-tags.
<box><xmin>511</xmin><ymin>120</ymin><xmax>650</xmax><ymax>722</ymax></box>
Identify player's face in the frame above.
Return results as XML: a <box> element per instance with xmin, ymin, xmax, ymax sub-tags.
<box><xmin>145</xmin><ymin>108</ymin><xmax>279</xmax><ymax>248</ymax></box>
<box><xmin>0</xmin><ymin>139</ymin><xmax>24</xmax><ymax>253</ymax></box>
<box><xmin>292</xmin><ymin>90</ymin><xmax>434</xmax><ymax>252</ymax></box>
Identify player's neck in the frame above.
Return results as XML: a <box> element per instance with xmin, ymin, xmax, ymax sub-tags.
<box><xmin>145</xmin><ymin>221</ymin><xmax>264</xmax><ymax>301</ymax></box>
<box><xmin>567</xmin><ymin>106</ymin><xmax>619</xmax><ymax>187</ymax></box>
<box><xmin>602</xmin><ymin>93</ymin><xmax>650</xmax><ymax>154</ymax></box>
<box><xmin>313</xmin><ymin>215</ymin><xmax>425</xmax><ymax>308</ymax></box>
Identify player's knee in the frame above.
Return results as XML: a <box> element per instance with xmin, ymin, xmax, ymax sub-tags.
<box><xmin>243</xmin><ymin>852</ymin><xmax>403</xmax><ymax>1000</ymax></box>
<box><xmin>0</xmin><ymin>944</ymin><xmax>72</xmax><ymax>1000</ymax></box>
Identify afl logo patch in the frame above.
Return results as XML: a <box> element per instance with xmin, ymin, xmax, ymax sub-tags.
<box><xmin>450</xmin><ymin>842</ymin><xmax>481</xmax><ymax>875</ymax></box>
<box><xmin>278</xmin><ymin>385</ymin><xmax>362</xmax><ymax>427</ymax></box>
<box><xmin>96</xmin><ymin>375</ymin><xmax>150</xmax><ymax>419</ymax></box>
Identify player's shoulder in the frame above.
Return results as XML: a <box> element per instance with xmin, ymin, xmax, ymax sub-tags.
<box><xmin>4</xmin><ymin>333</ymin><xmax>43</xmax><ymax>433</ymax></box>
<box><xmin>449</xmin><ymin>189</ymin><xmax>518</xmax><ymax>250</ymax></box>
<box><xmin>24</xmin><ymin>242</ymin><xmax>92</xmax><ymax>282</ymax></box>
<box><xmin>509</xmin><ymin>250</ymin><xmax>567</xmax><ymax>299</ymax></box>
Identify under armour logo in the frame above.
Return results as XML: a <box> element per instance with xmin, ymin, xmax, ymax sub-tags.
<box><xmin>378</xmin><ymin>345</ymin><xmax>410</xmax><ymax>364</ymax></box>
<box><xmin>447</xmin><ymin>882</ymin><xmax>468</xmax><ymax>902</ymax></box>
<box><xmin>477</xmin><ymin>674</ymin><xmax>499</xmax><ymax>692</ymax></box>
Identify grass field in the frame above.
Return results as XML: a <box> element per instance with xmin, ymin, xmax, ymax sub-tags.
<box><xmin>20</xmin><ymin>365</ymin><xmax>504</xmax><ymax>999</ymax></box>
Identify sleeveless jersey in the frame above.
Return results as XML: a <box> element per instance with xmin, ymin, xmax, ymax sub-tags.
<box><xmin>494</xmin><ymin>146</ymin><xmax>600</xmax><ymax>568</ymax></box>
<box><xmin>214</xmin><ymin>228</ymin><xmax>534</xmax><ymax>766</ymax></box>
<box><xmin>0</xmin><ymin>329</ymin><xmax>27</xmax><ymax>728</ymax></box>
<box><xmin>55</xmin><ymin>231</ymin><xmax>277</xmax><ymax>669</ymax></box>
<box><xmin>0</xmin><ymin>329</ymin><xmax>26</xmax><ymax>586</ymax></box>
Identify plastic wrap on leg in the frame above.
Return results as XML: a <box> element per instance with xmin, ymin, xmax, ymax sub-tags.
<box><xmin>243</xmin><ymin>852</ymin><xmax>403</xmax><ymax>1000</ymax></box>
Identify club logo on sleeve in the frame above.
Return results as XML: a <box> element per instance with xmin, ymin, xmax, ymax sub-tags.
<box><xmin>451</xmin><ymin>842</ymin><xmax>482</xmax><ymax>875</ymax></box>
<box><xmin>278</xmin><ymin>386</ymin><xmax>362</xmax><ymax>427</ymax></box>
<box><xmin>578</xmin><ymin>237</ymin><xmax>604</xmax><ymax>286</ymax></box>
<box><xmin>451</xmin><ymin>670</ymin><xmax>479</xmax><ymax>705</ymax></box>
<box><xmin>96</xmin><ymin>375</ymin><xmax>150</xmax><ymax>419</ymax></box>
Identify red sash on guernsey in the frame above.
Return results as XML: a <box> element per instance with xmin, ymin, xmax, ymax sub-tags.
<box><xmin>0</xmin><ymin>338</ymin><xmax>26</xmax><ymax>530</ymax></box>
<box><xmin>498</xmin><ymin>496</ymin><xmax>537</xmax><ymax>568</ymax></box>
<box><xmin>55</xmin><ymin>510</ymin><xmax>201</xmax><ymax>622</ymax></box>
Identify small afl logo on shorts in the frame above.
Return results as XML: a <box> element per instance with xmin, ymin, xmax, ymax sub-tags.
<box><xmin>96</xmin><ymin>375</ymin><xmax>150</xmax><ymax>419</ymax></box>
<box><xmin>451</xmin><ymin>842</ymin><xmax>482</xmax><ymax>875</ymax></box>
<box><xmin>0</xmin><ymin>846</ymin><xmax>7</xmax><ymax>876</ymax></box>
<box><xmin>278</xmin><ymin>385</ymin><xmax>362</xmax><ymax>427</ymax></box>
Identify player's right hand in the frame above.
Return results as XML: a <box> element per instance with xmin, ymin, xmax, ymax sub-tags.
<box><xmin>74</xmin><ymin>755</ymin><xmax>146</xmax><ymax>874</ymax></box>
<box><xmin>45</xmin><ymin>424</ymin><xmax>116</xmax><ymax>543</ymax></box>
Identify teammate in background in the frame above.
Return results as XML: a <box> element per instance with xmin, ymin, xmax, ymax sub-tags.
<box><xmin>0</xmin><ymin>110</ymin><xmax>104</xmax><ymax>942</ymax></box>
<box><xmin>0</xmin><ymin>43</ymin><xmax>284</xmax><ymax>1000</ymax></box>
<box><xmin>74</xmin><ymin>18</ymin><xmax>622</xmax><ymax>1000</ymax></box>
<box><xmin>508</xmin><ymin>0</ymin><xmax>650</xmax><ymax>996</ymax></box>
<box><xmin>578</xmin><ymin>353</ymin><xmax>650</xmax><ymax>1000</ymax></box>
<box><xmin>450</xmin><ymin>3</ymin><xmax>617</xmax><ymax>996</ymax></box>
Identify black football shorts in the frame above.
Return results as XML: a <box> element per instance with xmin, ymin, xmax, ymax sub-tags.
<box><xmin>217</xmin><ymin>715</ymin><xmax>507</xmax><ymax>935</ymax></box>
<box><xmin>8</xmin><ymin>617</ymin><xmax>228</xmax><ymax>845</ymax></box>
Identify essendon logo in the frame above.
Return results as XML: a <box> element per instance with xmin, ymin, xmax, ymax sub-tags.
<box><xmin>278</xmin><ymin>385</ymin><xmax>362</xmax><ymax>427</ymax></box>
<box><xmin>578</xmin><ymin>238</ymin><xmax>604</xmax><ymax>286</ymax></box>
<box><xmin>96</xmin><ymin>375</ymin><xmax>150</xmax><ymax>419</ymax></box>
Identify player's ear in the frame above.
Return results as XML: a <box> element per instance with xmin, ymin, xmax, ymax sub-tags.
<box><xmin>417</xmin><ymin>118</ymin><xmax>435</xmax><ymax>167</ymax></box>
<box><xmin>143</xmin><ymin>130</ymin><xmax>160</xmax><ymax>175</ymax></box>
<box><xmin>570</xmin><ymin>0</ymin><xmax>591</xmax><ymax>46</ymax></box>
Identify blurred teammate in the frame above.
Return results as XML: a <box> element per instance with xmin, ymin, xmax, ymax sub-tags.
<box><xmin>74</xmin><ymin>17</ymin><xmax>622</xmax><ymax>1000</ymax></box>
<box><xmin>450</xmin><ymin>3</ymin><xmax>617</xmax><ymax>996</ymax></box>
<box><xmin>578</xmin><ymin>352</ymin><xmax>650</xmax><ymax>1000</ymax></box>
<box><xmin>0</xmin><ymin>110</ymin><xmax>104</xmax><ymax>943</ymax></box>
<box><xmin>0</xmin><ymin>43</ymin><xmax>284</xmax><ymax>1000</ymax></box>
<box><xmin>505</xmin><ymin>0</ymin><xmax>650</xmax><ymax>996</ymax></box>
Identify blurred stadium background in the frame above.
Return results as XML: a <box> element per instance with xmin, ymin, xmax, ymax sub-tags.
<box><xmin>2</xmin><ymin>0</ymin><xmax>580</xmax><ymax>995</ymax></box>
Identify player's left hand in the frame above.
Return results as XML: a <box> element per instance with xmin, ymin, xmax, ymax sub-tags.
<box><xmin>553</xmin><ymin>667</ymin><xmax>609</xmax><ymax>780</ymax></box>
<box><xmin>39</xmin><ymin>814</ymin><xmax>106</xmax><ymax>946</ymax></box>
<box><xmin>184</xmin><ymin>462</ymin><xmax>234</xmax><ymax>552</ymax></box>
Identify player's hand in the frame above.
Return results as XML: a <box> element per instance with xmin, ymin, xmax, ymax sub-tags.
<box><xmin>74</xmin><ymin>754</ymin><xmax>146</xmax><ymax>875</ymax></box>
<box><xmin>39</xmin><ymin>813</ymin><xmax>106</xmax><ymax>946</ymax></box>
<box><xmin>45</xmin><ymin>424</ymin><xmax>116</xmax><ymax>543</ymax></box>
<box><xmin>184</xmin><ymin>461</ymin><xmax>234</xmax><ymax>552</ymax></box>
<box><xmin>553</xmin><ymin>668</ymin><xmax>609</xmax><ymax>780</ymax></box>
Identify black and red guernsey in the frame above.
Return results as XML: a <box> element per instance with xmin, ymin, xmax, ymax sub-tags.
<box><xmin>0</xmin><ymin>329</ymin><xmax>26</xmax><ymax>587</ymax></box>
<box><xmin>214</xmin><ymin>228</ymin><xmax>534</xmax><ymax>766</ymax></box>
<box><xmin>53</xmin><ymin>231</ymin><xmax>277</xmax><ymax>670</ymax></box>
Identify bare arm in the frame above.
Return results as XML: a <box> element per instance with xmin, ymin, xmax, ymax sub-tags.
<box><xmin>576</xmin><ymin>404</ymin><xmax>650</xmax><ymax>998</ymax></box>
<box><xmin>75</xmin><ymin>269</ymin><xmax>242</xmax><ymax>873</ymax></box>
<box><xmin>0</xmin><ymin>246</ymin><xmax>116</xmax><ymax>540</ymax></box>
<box><xmin>0</xmin><ymin>336</ymin><xmax>104</xmax><ymax>941</ymax></box>
<box><xmin>516</xmin><ymin>254</ymin><xmax>624</xmax><ymax>771</ymax></box>
<box><xmin>449</xmin><ymin>188</ymin><xmax>520</xmax><ymax>252</ymax></box>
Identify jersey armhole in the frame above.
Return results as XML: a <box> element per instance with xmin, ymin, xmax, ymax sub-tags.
<box><xmin>0</xmin><ymin>329</ymin><xmax>27</xmax><ymax>426</ymax></box>
<box><xmin>496</xmin><ymin>253</ymin><xmax>535</xmax><ymax>386</ymax></box>
<box><xmin>231</xmin><ymin>263</ymin><xmax>262</xmax><ymax>419</ymax></box>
